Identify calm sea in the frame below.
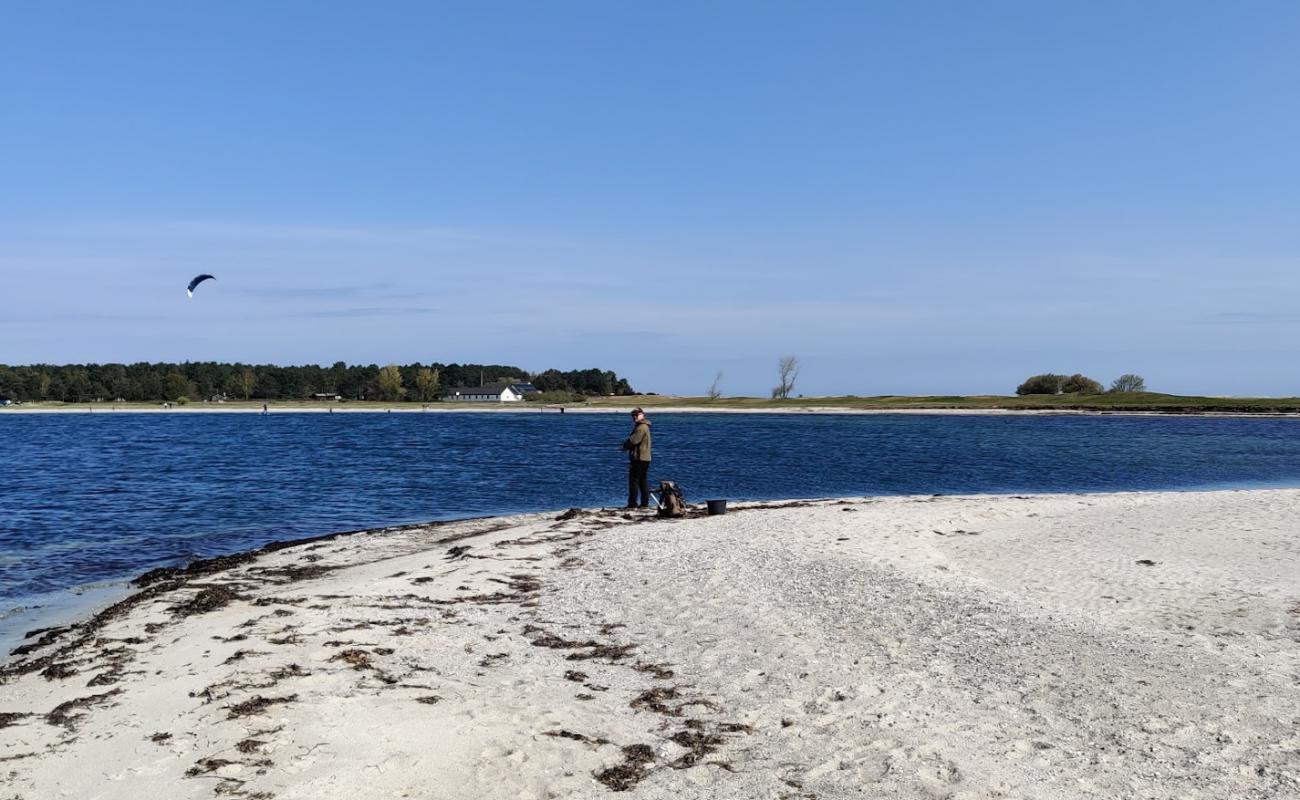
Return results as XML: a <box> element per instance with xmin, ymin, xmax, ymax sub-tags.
<box><xmin>3</xmin><ymin>411</ymin><xmax>1300</xmax><ymax>613</ymax></box>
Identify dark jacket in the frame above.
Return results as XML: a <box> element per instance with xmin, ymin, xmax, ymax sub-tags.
<box><xmin>622</xmin><ymin>420</ymin><xmax>652</xmax><ymax>461</ymax></box>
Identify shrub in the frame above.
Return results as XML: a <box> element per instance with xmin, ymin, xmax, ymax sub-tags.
<box><xmin>1109</xmin><ymin>374</ymin><xmax>1147</xmax><ymax>393</ymax></box>
<box><xmin>1016</xmin><ymin>373</ymin><xmax>1103</xmax><ymax>395</ymax></box>
<box><xmin>1061</xmin><ymin>374</ymin><xmax>1104</xmax><ymax>394</ymax></box>
<box><xmin>1015</xmin><ymin>374</ymin><xmax>1065</xmax><ymax>395</ymax></box>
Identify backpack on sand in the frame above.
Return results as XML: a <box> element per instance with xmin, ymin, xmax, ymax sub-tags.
<box><xmin>655</xmin><ymin>481</ymin><xmax>686</xmax><ymax>518</ymax></box>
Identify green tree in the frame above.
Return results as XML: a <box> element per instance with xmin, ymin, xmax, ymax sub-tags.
<box><xmin>1016</xmin><ymin>374</ymin><xmax>1065</xmax><ymax>395</ymax></box>
<box><xmin>161</xmin><ymin>372</ymin><xmax>190</xmax><ymax>401</ymax></box>
<box><xmin>223</xmin><ymin>373</ymin><xmax>243</xmax><ymax>399</ymax></box>
<box><xmin>238</xmin><ymin>369</ymin><xmax>256</xmax><ymax>400</ymax></box>
<box><xmin>414</xmin><ymin>367</ymin><xmax>440</xmax><ymax>401</ymax></box>
<box><xmin>376</xmin><ymin>364</ymin><xmax>405</xmax><ymax>401</ymax></box>
<box><xmin>1061</xmin><ymin>374</ymin><xmax>1104</xmax><ymax>394</ymax></box>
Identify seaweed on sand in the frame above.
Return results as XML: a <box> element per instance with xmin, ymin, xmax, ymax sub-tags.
<box><xmin>223</xmin><ymin>649</ymin><xmax>264</xmax><ymax>665</ymax></box>
<box><xmin>330</xmin><ymin>649</ymin><xmax>375</xmax><ymax>670</ymax></box>
<box><xmin>9</xmin><ymin>626</ymin><xmax>73</xmax><ymax>657</ymax></box>
<box><xmin>252</xmin><ymin>596</ymin><xmax>306</xmax><ymax>607</ymax></box>
<box><xmin>630</xmin><ymin>687</ymin><xmax>719</xmax><ymax>717</ymax></box>
<box><xmin>554</xmin><ymin>508</ymin><xmax>592</xmax><ymax>521</ymax></box>
<box><xmin>629</xmin><ymin>686</ymin><xmax>683</xmax><ymax>715</ymax></box>
<box><xmin>438</xmin><ymin>574</ymin><xmax>543</xmax><ymax>606</ymax></box>
<box><xmin>0</xmin><ymin>712</ymin><xmax>31</xmax><ymax>729</ymax></box>
<box><xmin>328</xmin><ymin>649</ymin><xmax>398</xmax><ymax>684</ymax></box>
<box><xmin>44</xmin><ymin>689</ymin><xmax>122</xmax><ymax>729</ymax></box>
<box><xmin>594</xmin><ymin>744</ymin><xmax>656</xmax><ymax>791</ymax></box>
<box><xmin>170</xmin><ymin>585</ymin><xmax>245</xmax><ymax>618</ymax></box>
<box><xmin>666</xmin><ymin>729</ymin><xmax>727</xmax><ymax>768</ymax></box>
<box><xmin>543</xmin><ymin>729</ymin><xmax>611</xmax><ymax>745</ymax></box>
<box><xmin>224</xmin><ymin>694</ymin><xmax>298</xmax><ymax>720</ymax></box>
<box><xmin>40</xmin><ymin>662</ymin><xmax>79</xmax><ymax>681</ymax></box>
<box><xmin>135</xmin><ymin>553</ymin><xmax>258</xmax><ymax>588</ymax></box>
<box><xmin>0</xmin><ymin>578</ymin><xmax>187</xmax><ymax>684</ymax></box>
<box><xmin>567</xmin><ymin>643</ymin><xmax>637</xmax><ymax>662</ymax></box>
<box><xmin>632</xmin><ymin>662</ymin><xmax>675</xmax><ymax>679</ymax></box>
<box><xmin>251</xmin><ymin>564</ymin><xmax>337</xmax><ymax>583</ymax></box>
<box><xmin>523</xmin><ymin>625</ymin><xmax>638</xmax><ymax>662</ymax></box>
<box><xmin>185</xmin><ymin>757</ymin><xmax>239</xmax><ymax>776</ymax></box>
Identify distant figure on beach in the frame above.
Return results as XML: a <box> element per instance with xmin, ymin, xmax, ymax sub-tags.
<box><xmin>261</xmin><ymin>403</ymin><xmax>268</xmax><ymax>415</ymax></box>
<box><xmin>621</xmin><ymin>407</ymin><xmax>653</xmax><ymax>509</ymax></box>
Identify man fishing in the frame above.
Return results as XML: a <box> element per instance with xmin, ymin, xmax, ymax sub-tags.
<box><xmin>621</xmin><ymin>407</ymin><xmax>653</xmax><ymax>509</ymax></box>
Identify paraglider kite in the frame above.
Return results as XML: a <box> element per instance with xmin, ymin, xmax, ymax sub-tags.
<box><xmin>187</xmin><ymin>274</ymin><xmax>215</xmax><ymax>298</ymax></box>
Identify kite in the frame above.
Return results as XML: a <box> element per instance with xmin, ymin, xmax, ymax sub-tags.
<box><xmin>187</xmin><ymin>274</ymin><xmax>215</xmax><ymax>298</ymax></box>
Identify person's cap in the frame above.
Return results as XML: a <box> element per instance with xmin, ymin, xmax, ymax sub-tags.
<box><xmin>631</xmin><ymin>407</ymin><xmax>644</xmax><ymax>416</ymax></box>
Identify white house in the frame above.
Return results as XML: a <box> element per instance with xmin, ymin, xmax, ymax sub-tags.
<box><xmin>444</xmin><ymin>382</ymin><xmax>534</xmax><ymax>402</ymax></box>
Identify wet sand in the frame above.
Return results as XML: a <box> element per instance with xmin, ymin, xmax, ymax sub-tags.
<box><xmin>2</xmin><ymin>491</ymin><xmax>1298</xmax><ymax>798</ymax></box>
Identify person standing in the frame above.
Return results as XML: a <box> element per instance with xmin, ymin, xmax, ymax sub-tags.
<box><xmin>621</xmin><ymin>407</ymin><xmax>652</xmax><ymax>509</ymax></box>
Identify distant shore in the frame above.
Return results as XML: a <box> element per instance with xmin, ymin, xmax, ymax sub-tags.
<box><xmin>5</xmin><ymin>401</ymin><xmax>1300</xmax><ymax>418</ymax></box>
<box><xmin>2</xmin><ymin>490</ymin><xmax>1297</xmax><ymax>798</ymax></box>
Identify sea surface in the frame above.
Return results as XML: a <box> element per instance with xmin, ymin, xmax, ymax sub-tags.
<box><xmin>3</xmin><ymin>411</ymin><xmax>1300</xmax><ymax>615</ymax></box>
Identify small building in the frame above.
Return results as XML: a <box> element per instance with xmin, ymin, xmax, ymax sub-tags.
<box><xmin>312</xmin><ymin>393</ymin><xmax>342</xmax><ymax>401</ymax></box>
<box><xmin>444</xmin><ymin>382</ymin><xmax>528</xmax><ymax>402</ymax></box>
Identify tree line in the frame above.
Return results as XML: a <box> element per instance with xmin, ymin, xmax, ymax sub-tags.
<box><xmin>1016</xmin><ymin>373</ymin><xmax>1147</xmax><ymax>395</ymax></box>
<box><xmin>0</xmin><ymin>362</ymin><xmax>637</xmax><ymax>403</ymax></box>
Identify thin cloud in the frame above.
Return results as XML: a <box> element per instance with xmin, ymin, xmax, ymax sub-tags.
<box><xmin>20</xmin><ymin>220</ymin><xmax>587</xmax><ymax>251</ymax></box>
<box><xmin>232</xmin><ymin>283</ymin><xmax>401</xmax><ymax>300</ymax></box>
<box><xmin>277</xmin><ymin>307</ymin><xmax>437</xmax><ymax>319</ymax></box>
<box><xmin>0</xmin><ymin>311</ymin><xmax>176</xmax><ymax>324</ymax></box>
<box><xmin>1205</xmin><ymin>312</ymin><xmax>1300</xmax><ymax>325</ymax></box>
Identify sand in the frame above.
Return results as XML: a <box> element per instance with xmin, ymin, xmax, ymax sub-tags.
<box><xmin>2</xmin><ymin>490</ymin><xmax>1298</xmax><ymax>799</ymax></box>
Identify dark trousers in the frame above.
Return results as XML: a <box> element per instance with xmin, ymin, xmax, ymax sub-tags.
<box><xmin>627</xmin><ymin>459</ymin><xmax>651</xmax><ymax>507</ymax></box>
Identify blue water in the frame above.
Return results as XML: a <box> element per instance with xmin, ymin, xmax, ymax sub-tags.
<box><xmin>2</xmin><ymin>412</ymin><xmax>1300</xmax><ymax>609</ymax></box>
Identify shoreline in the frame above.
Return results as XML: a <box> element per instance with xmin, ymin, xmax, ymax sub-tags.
<box><xmin>0</xmin><ymin>517</ymin><xmax>479</xmax><ymax>668</ymax></box>
<box><xmin>6</xmin><ymin>404</ymin><xmax>1300</xmax><ymax>419</ymax></box>
<box><xmin>2</xmin><ymin>490</ymin><xmax>1298</xmax><ymax>798</ymax></box>
<box><xmin>6</xmin><ymin>483</ymin><xmax>1297</xmax><ymax>663</ymax></box>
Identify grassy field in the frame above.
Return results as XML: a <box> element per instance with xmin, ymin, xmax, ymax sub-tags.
<box><xmin>6</xmin><ymin>392</ymin><xmax>1300</xmax><ymax>414</ymax></box>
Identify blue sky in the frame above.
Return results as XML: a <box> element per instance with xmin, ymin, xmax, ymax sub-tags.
<box><xmin>3</xmin><ymin>1</ymin><xmax>1299</xmax><ymax>396</ymax></box>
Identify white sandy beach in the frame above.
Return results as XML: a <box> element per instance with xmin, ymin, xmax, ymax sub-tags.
<box><xmin>2</xmin><ymin>490</ymin><xmax>1298</xmax><ymax>799</ymax></box>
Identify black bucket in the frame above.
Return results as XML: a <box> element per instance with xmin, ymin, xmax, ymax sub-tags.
<box><xmin>706</xmin><ymin>499</ymin><xmax>727</xmax><ymax>516</ymax></box>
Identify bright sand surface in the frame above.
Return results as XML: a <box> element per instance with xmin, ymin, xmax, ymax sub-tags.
<box><xmin>2</xmin><ymin>491</ymin><xmax>1298</xmax><ymax>799</ymax></box>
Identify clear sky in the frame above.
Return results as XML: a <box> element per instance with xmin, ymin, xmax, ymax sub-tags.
<box><xmin>3</xmin><ymin>1</ymin><xmax>1298</xmax><ymax>396</ymax></box>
